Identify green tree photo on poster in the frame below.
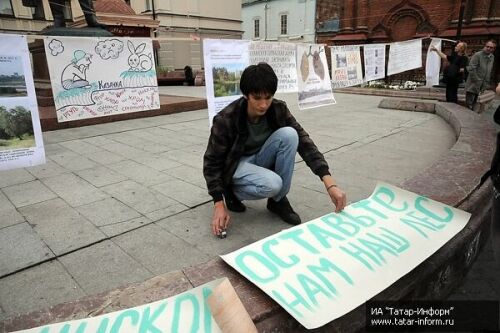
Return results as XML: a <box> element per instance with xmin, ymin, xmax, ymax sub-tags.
<box><xmin>0</xmin><ymin>105</ymin><xmax>35</xmax><ymax>150</ymax></box>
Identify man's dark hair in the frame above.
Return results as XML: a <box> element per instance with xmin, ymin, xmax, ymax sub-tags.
<box><xmin>486</xmin><ymin>39</ymin><xmax>497</xmax><ymax>45</ymax></box>
<box><xmin>240</xmin><ymin>62</ymin><xmax>278</xmax><ymax>96</ymax></box>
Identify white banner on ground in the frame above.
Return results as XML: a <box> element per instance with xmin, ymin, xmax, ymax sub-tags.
<box><xmin>13</xmin><ymin>278</ymin><xmax>257</xmax><ymax>333</ymax></box>
<box><xmin>44</xmin><ymin>36</ymin><xmax>160</xmax><ymax>122</ymax></box>
<box><xmin>0</xmin><ymin>34</ymin><xmax>45</xmax><ymax>171</ymax></box>
<box><xmin>203</xmin><ymin>39</ymin><xmax>250</xmax><ymax>126</ymax></box>
<box><xmin>222</xmin><ymin>182</ymin><xmax>471</xmax><ymax>329</ymax></box>
<box><xmin>363</xmin><ymin>44</ymin><xmax>386</xmax><ymax>81</ymax></box>
<box><xmin>296</xmin><ymin>44</ymin><xmax>336</xmax><ymax>110</ymax></box>
<box><xmin>426</xmin><ymin>38</ymin><xmax>442</xmax><ymax>87</ymax></box>
<box><xmin>387</xmin><ymin>39</ymin><xmax>423</xmax><ymax>76</ymax></box>
<box><xmin>249</xmin><ymin>41</ymin><xmax>298</xmax><ymax>93</ymax></box>
<box><xmin>330</xmin><ymin>45</ymin><xmax>364</xmax><ymax>89</ymax></box>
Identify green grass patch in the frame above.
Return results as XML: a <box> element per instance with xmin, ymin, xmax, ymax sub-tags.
<box><xmin>0</xmin><ymin>135</ymin><xmax>35</xmax><ymax>151</ymax></box>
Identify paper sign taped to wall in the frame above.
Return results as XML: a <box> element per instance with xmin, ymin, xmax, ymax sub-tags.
<box><xmin>222</xmin><ymin>182</ymin><xmax>471</xmax><ymax>329</ymax></box>
<box><xmin>12</xmin><ymin>278</ymin><xmax>257</xmax><ymax>333</ymax></box>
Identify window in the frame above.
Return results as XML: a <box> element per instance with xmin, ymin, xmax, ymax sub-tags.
<box><xmin>254</xmin><ymin>19</ymin><xmax>260</xmax><ymax>38</ymax></box>
<box><xmin>0</xmin><ymin>0</ymin><xmax>13</xmax><ymax>16</ymax></box>
<box><xmin>31</xmin><ymin>1</ymin><xmax>45</xmax><ymax>20</ymax></box>
<box><xmin>146</xmin><ymin>0</ymin><xmax>151</xmax><ymax>11</ymax></box>
<box><xmin>62</xmin><ymin>0</ymin><xmax>72</xmax><ymax>20</ymax></box>
<box><xmin>280</xmin><ymin>14</ymin><xmax>287</xmax><ymax>35</ymax></box>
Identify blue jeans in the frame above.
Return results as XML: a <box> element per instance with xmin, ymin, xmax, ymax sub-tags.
<box><xmin>232</xmin><ymin>127</ymin><xmax>298</xmax><ymax>202</ymax></box>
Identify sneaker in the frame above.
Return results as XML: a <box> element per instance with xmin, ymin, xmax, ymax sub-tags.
<box><xmin>224</xmin><ymin>189</ymin><xmax>246</xmax><ymax>212</ymax></box>
<box><xmin>267</xmin><ymin>197</ymin><xmax>301</xmax><ymax>225</ymax></box>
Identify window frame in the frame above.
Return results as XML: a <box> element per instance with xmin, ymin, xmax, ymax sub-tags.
<box><xmin>280</xmin><ymin>13</ymin><xmax>288</xmax><ymax>35</ymax></box>
<box><xmin>0</xmin><ymin>0</ymin><xmax>14</xmax><ymax>17</ymax></box>
<box><xmin>254</xmin><ymin>18</ymin><xmax>260</xmax><ymax>38</ymax></box>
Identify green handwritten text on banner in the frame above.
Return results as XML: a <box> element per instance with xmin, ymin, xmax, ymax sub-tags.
<box><xmin>13</xmin><ymin>279</ymin><xmax>224</xmax><ymax>333</ymax></box>
<box><xmin>221</xmin><ymin>182</ymin><xmax>471</xmax><ymax>329</ymax></box>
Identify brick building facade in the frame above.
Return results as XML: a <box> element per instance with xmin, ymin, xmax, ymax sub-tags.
<box><xmin>316</xmin><ymin>0</ymin><xmax>500</xmax><ymax>82</ymax></box>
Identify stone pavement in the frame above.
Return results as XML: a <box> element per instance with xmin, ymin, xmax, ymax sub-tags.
<box><xmin>0</xmin><ymin>87</ymin><xmax>498</xmax><ymax>323</ymax></box>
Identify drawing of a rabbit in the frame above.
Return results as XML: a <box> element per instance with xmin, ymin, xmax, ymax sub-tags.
<box><xmin>127</xmin><ymin>41</ymin><xmax>153</xmax><ymax>72</ymax></box>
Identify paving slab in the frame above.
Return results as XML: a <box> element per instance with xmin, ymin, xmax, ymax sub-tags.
<box><xmin>84</xmin><ymin>150</ymin><xmax>127</xmax><ymax>165</ymax></box>
<box><xmin>0</xmin><ymin>223</ymin><xmax>54</xmax><ymax>277</ymax></box>
<box><xmin>19</xmin><ymin>199</ymin><xmax>106</xmax><ymax>256</ymax></box>
<box><xmin>75</xmin><ymin>165</ymin><xmax>128</xmax><ymax>188</ymax></box>
<box><xmin>59</xmin><ymin>240</ymin><xmax>152</xmax><ymax>295</ymax></box>
<box><xmin>163</xmin><ymin>164</ymin><xmax>208</xmax><ymax>189</ymax></box>
<box><xmin>113</xmin><ymin>223</ymin><xmax>210</xmax><ymax>275</ymax></box>
<box><xmin>143</xmin><ymin>203</ymin><xmax>189</xmax><ymax>221</ymax></box>
<box><xmin>0</xmin><ymin>260</ymin><xmax>85</xmax><ymax>320</ymax></box>
<box><xmin>0</xmin><ymin>191</ymin><xmax>24</xmax><ymax>228</ymax></box>
<box><xmin>0</xmin><ymin>168</ymin><xmax>35</xmax><ymax>189</ymax></box>
<box><xmin>156</xmin><ymin>204</ymin><xmax>256</xmax><ymax>256</ymax></box>
<box><xmin>81</xmin><ymin>135</ymin><xmax>116</xmax><ymax>147</ymax></box>
<box><xmin>41</xmin><ymin>173</ymin><xmax>109</xmax><ymax>207</ymax></box>
<box><xmin>75</xmin><ymin>197</ymin><xmax>142</xmax><ymax>226</ymax></box>
<box><xmin>131</xmin><ymin>154</ymin><xmax>183</xmax><ymax>171</ymax></box>
<box><xmin>98</xmin><ymin>216</ymin><xmax>152</xmax><ymax>238</ymax></box>
<box><xmin>151</xmin><ymin>178</ymin><xmax>211</xmax><ymax>207</ymax></box>
<box><xmin>100</xmin><ymin>180</ymin><xmax>180</xmax><ymax>214</ymax></box>
<box><xmin>25</xmin><ymin>159</ymin><xmax>69</xmax><ymax>179</ymax></box>
<box><xmin>101</xmin><ymin>141</ymin><xmax>150</xmax><ymax>158</ymax></box>
<box><xmin>49</xmin><ymin>151</ymin><xmax>99</xmax><ymax>172</ymax></box>
<box><xmin>58</xmin><ymin>140</ymin><xmax>105</xmax><ymax>155</ymax></box>
<box><xmin>106</xmin><ymin>160</ymin><xmax>174</xmax><ymax>187</ymax></box>
<box><xmin>2</xmin><ymin>180</ymin><xmax>57</xmax><ymax>208</ymax></box>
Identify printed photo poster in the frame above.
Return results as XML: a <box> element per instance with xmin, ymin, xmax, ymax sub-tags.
<box><xmin>296</xmin><ymin>44</ymin><xmax>336</xmax><ymax>110</ymax></box>
<box><xmin>249</xmin><ymin>41</ymin><xmax>298</xmax><ymax>93</ymax></box>
<box><xmin>330</xmin><ymin>45</ymin><xmax>364</xmax><ymax>89</ymax></box>
<box><xmin>222</xmin><ymin>182</ymin><xmax>471</xmax><ymax>329</ymax></box>
<box><xmin>0</xmin><ymin>34</ymin><xmax>45</xmax><ymax>171</ymax></box>
<box><xmin>363</xmin><ymin>44</ymin><xmax>386</xmax><ymax>82</ymax></box>
<box><xmin>426</xmin><ymin>38</ymin><xmax>442</xmax><ymax>87</ymax></box>
<box><xmin>44</xmin><ymin>36</ymin><xmax>160</xmax><ymax>122</ymax></box>
<box><xmin>387</xmin><ymin>38</ymin><xmax>423</xmax><ymax>76</ymax></box>
<box><xmin>13</xmin><ymin>278</ymin><xmax>257</xmax><ymax>333</ymax></box>
<box><xmin>203</xmin><ymin>39</ymin><xmax>250</xmax><ymax>126</ymax></box>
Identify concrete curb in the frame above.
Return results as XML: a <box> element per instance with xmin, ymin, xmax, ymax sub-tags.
<box><xmin>1</xmin><ymin>101</ymin><xmax>495</xmax><ymax>332</ymax></box>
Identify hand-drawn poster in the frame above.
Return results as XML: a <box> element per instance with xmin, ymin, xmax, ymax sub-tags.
<box><xmin>222</xmin><ymin>182</ymin><xmax>471</xmax><ymax>329</ymax></box>
<box><xmin>363</xmin><ymin>44</ymin><xmax>386</xmax><ymax>82</ymax></box>
<box><xmin>13</xmin><ymin>278</ymin><xmax>257</xmax><ymax>333</ymax></box>
<box><xmin>296</xmin><ymin>44</ymin><xmax>336</xmax><ymax>110</ymax></box>
<box><xmin>203</xmin><ymin>39</ymin><xmax>250</xmax><ymax>126</ymax></box>
<box><xmin>426</xmin><ymin>38</ymin><xmax>442</xmax><ymax>87</ymax></box>
<box><xmin>249</xmin><ymin>41</ymin><xmax>298</xmax><ymax>93</ymax></box>
<box><xmin>44</xmin><ymin>36</ymin><xmax>160</xmax><ymax>122</ymax></box>
<box><xmin>0</xmin><ymin>34</ymin><xmax>45</xmax><ymax>171</ymax></box>
<box><xmin>387</xmin><ymin>38</ymin><xmax>423</xmax><ymax>76</ymax></box>
<box><xmin>330</xmin><ymin>45</ymin><xmax>364</xmax><ymax>89</ymax></box>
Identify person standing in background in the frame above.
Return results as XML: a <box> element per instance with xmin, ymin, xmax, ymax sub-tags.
<box><xmin>465</xmin><ymin>40</ymin><xmax>496</xmax><ymax>110</ymax></box>
<box><xmin>431</xmin><ymin>41</ymin><xmax>468</xmax><ymax>103</ymax></box>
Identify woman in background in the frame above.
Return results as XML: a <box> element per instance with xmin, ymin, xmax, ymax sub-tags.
<box><xmin>431</xmin><ymin>41</ymin><xmax>468</xmax><ymax>103</ymax></box>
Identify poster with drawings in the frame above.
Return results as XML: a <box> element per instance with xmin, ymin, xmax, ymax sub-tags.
<box><xmin>44</xmin><ymin>36</ymin><xmax>160</xmax><ymax>122</ymax></box>
<box><xmin>0</xmin><ymin>34</ymin><xmax>45</xmax><ymax>171</ymax></box>
<box><xmin>296</xmin><ymin>44</ymin><xmax>336</xmax><ymax>110</ymax></box>
<box><xmin>363</xmin><ymin>44</ymin><xmax>386</xmax><ymax>82</ymax></box>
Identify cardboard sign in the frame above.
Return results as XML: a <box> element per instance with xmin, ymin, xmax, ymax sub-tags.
<box><xmin>44</xmin><ymin>36</ymin><xmax>160</xmax><ymax>122</ymax></box>
<box><xmin>0</xmin><ymin>34</ymin><xmax>45</xmax><ymax>171</ymax></box>
<box><xmin>222</xmin><ymin>183</ymin><xmax>471</xmax><ymax>329</ymax></box>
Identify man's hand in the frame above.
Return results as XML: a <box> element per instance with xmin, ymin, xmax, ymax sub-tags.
<box><xmin>327</xmin><ymin>185</ymin><xmax>347</xmax><ymax>213</ymax></box>
<box><xmin>212</xmin><ymin>201</ymin><xmax>231</xmax><ymax>236</ymax></box>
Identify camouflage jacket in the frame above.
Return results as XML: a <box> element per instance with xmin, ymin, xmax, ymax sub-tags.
<box><xmin>203</xmin><ymin>97</ymin><xmax>330</xmax><ymax>202</ymax></box>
